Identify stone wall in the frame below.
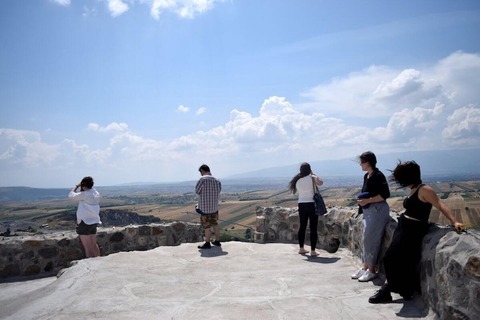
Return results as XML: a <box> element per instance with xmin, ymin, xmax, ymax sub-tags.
<box><xmin>255</xmin><ymin>206</ymin><xmax>480</xmax><ymax>320</ymax></box>
<box><xmin>0</xmin><ymin>222</ymin><xmax>202</xmax><ymax>280</ymax></box>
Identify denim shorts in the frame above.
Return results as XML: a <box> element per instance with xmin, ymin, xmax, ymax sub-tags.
<box><xmin>76</xmin><ymin>220</ymin><xmax>98</xmax><ymax>235</ymax></box>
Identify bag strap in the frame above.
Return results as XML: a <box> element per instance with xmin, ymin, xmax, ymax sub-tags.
<box><xmin>311</xmin><ymin>176</ymin><xmax>319</xmax><ymax>193</ymax></box>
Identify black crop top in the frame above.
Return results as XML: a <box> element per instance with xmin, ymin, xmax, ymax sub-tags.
<box><xmin>403</xmin><ymin>185</ymin><xmax>432</xmax><ymax>223</ymax></box>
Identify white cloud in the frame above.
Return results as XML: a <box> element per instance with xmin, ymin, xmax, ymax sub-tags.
<box><xmin>0</xmin><ymin>129</ymin><xmax>59</xmax><ymax>166</ymax></box>
<box><xmin>443</xmin><ymin>106</ymin><xmax>480</xmax><ymax>145</ymax></box>
<box><xmin>50</xmin><ymin>0</ymin><xmax>70</xmax><ymax>6</ymax></box>
<box><xmin>151</xmin><ymin>0</ymin><xmax>217</xmax><ymax>20</ymax></box>
<box><xmin>51</xmin><ymin>0</ymin><xmax>219</xmax><ymax>19</ymax></box>
<box><xmin>196</xmin><ymin>107</ymin><xmax>207</xmax><ymax>115</ymax></box>
<box><xmin>83</xmin><ymin>6</ymin><xmax>97</xmax><ymax>18</ymax></box>
<box><xmin>431</xmin><ymin>51</ymin><xmax>480</xmax><ymax>108</ymax></box>
<box><xmin>178</xmin><ymin>105</ymin><xmax>190</xmax><ymax>113</ymax></box>
<box><xmin>87</xmin><ymin>122</ymin><xmax>129</xmax><ymax>133</ymax></box>
<box><xmin>2</xmin><ymin>52</ymin><xmax>480</xmax><ymax>186</ymax></box>
<box><xmin>369</xmin><ymin>104</ymin><xmax>444</xmax><ymax>146</ymax></box>
<box><xmin>107</xmin><ymin>0</ymin><xmax>129</xmax><ymax>17</ymax></box>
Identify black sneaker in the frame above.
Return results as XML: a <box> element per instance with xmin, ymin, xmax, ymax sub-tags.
<box><xmin>211</xmin><ymin>240</ymin><xmax>221</xmax><ymax>246</ymax></box>
<box><xmin>198</xmin><ymin>242</ymin><xmax>211</xmax><ymax>249</ymax></box>
<box><xmin>401</xmin><ymin>293</ymin><xmax>414</xmax><ymax>301</ymax></box>
<box><xmin>368</xmin><ymin>288</ymin><xmax>393</xmax><ymax>304</ymax></box>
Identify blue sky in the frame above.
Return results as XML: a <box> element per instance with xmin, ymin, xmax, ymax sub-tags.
<box><xmin>1</xmin><ymin>0</ymin><xmax>480</xmax><ymax>188</ymax></box>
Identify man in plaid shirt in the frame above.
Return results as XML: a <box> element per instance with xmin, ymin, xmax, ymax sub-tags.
<box><xmin>195</xmin><ymin>164</ymin><xmax>222</xmax><ymax>249</ymax></box>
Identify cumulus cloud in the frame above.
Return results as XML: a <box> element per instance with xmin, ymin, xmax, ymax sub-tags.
<box><xmin>151</xmin><ymin>0</ymin><xmax>217</xmax><ymax>20</ymax></box>
<box><xmin>107</xmin><ymin>0</ymin><xmax>129</xmax><ymax>17</ymax></box>
<box><xmin>178</xmin><ymin>105</ymin><xmax>190</xmax><ymax>113</ymax></box>
<box><xmin>52</xmin><ymin>0</ymin><xmax>218</xmax><ymax>19</ymax></box>
<box><xmin>83</xmin><ymin>6</ymin><xmax>97</xmax><ymax>18</ymax></box>
<box><xmin>312</xmin><ymin>52</ymin><xmax>476</xmax><ymax>125</ymax></box>
<box><xmin>87</xmin><ymin>122</ymin><xmax>129</xmax><ymax>133</ymax></box>
<box><xmin>2</xmin><ymin>51</ymin><xmax>480</xmax><ymax>186</ymax></box>
<box><xmin>196</xmin><ymin>107</ymin><xmax>207</xmax><ymax>115</ymax></box>
<box><xmin>0</xmin><ymin>129</ymin><xmax>59</xmax><ymax>166</ymax></box>
<box><xmin>50</xmin><ymin>0</ymin><xmax>70</xmax><ymax>6</ymax></box>
<box><xmin>369</xmin><ymin>104</ymin><xmax>444</xmax><ymax>146</ymax></box>
<box><xmin>443</xmin><ymin>106</ymin><xmax>480</xmax><ymax>145</ymax></box>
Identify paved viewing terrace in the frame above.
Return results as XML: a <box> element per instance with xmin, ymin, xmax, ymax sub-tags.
<box><xmin>0</xmin><ymin>242</ymin><xmax>434</xmax><ymax>320</ymax></box>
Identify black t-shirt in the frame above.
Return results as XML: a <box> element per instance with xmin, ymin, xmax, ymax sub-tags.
<box><xmin>358</xmin><ymin>169</ymin><xmax>390</xmax><ymax>214</ymax></box>
<box><xmin>361</xmin><ymin>168</ymin><xmax>390</xmax><ymax>200</ymax></box>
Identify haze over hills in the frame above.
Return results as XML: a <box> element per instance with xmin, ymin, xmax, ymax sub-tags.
<box><xmin>1</xmin><ymin>149</ymin><xmax>479</xmax><ymax>203</ymax></box>
<box><xmin>227</xmin><ymin>148</ymin><xmax>480</xmax><ymax>179</ymax></box>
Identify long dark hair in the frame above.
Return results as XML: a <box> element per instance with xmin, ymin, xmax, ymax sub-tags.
<box><xmin>289</xmin><ymin>162</ymin><xmax>312</xmax><ymax>194</ymax></box>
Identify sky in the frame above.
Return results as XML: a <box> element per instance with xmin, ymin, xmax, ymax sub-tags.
<box><xmin>1</xmin><ymin>0</ymin><xmax>480</xmax><ymax>188</ymax></box>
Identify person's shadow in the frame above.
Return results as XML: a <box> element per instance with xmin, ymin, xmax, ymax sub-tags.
<box><xmin>304</xmin><ymin>256</ymin><xmax>340</xmax><ymax>264</ymax></box>
<box><xmin>395</xmin><ymin>295</ymin><xmax>431</xmax><ymax>318</ymax></box>
<box><xmin>199</xmin><ymin>246</ymin><xmax>229</xmax><ymax>258</ymax></box>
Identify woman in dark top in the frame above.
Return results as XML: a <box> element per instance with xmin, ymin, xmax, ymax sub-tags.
<box><xmin>351</xmin><ymin>151</ymin><xmax>391</xmax><ymax>282</ymax></box>
<box><xmin>369</xmin><ymin>161</ymin><xmax>465</xmax><ymax>303</ymax></box>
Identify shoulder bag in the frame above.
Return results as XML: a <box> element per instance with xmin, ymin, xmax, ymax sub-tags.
<box><xmin>312</xmin><ymin>177</ymin><xmax>327</xmax><ymax>215</ymax></box>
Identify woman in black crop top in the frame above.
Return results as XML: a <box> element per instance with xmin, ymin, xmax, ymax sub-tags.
<box><xmin>369</xmin><ymin>161</ymin><xmax>465</xmax><ymax>304</ymax></box>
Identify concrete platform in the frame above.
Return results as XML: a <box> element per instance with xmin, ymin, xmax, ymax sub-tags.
<box><xmin>0</xmin><ymin>242</ymin><xmax>434</xmax><ymax>319</ymax></box>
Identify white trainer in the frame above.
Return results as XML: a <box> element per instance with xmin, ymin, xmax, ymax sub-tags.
<box><xmin>358</xmin><ymin>270</ymin><xmax>377</xmax><ymax>282</ymax></box>
<box><xmin>351</xmin><ymin>268</ymin><xmax>366</xmax><ymax>279</ymax></box>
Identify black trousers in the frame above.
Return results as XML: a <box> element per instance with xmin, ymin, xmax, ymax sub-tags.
<box><xmin>298</xmin><ymin>202</ymin><xmax>318</xmax><ymax>250</ymax></box>
<box><xmin>384</xmin><ymin>215</ymin><xmax>429</xmax><ymax>296</ymax></box>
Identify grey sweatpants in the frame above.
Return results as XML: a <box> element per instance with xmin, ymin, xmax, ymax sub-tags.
<box><xmin>362</xmin><ymin>201</ymin><xmax>391</xmax><ymax>265</ymax></box>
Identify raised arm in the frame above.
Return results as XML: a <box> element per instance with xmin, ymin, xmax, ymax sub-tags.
<box><xmin>312</xmin><ymin>174</ymin><xmax>323</xmax><ymax>186</ymax></box>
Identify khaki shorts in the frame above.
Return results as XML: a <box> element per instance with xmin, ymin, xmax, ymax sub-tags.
<box><xmin>200</xmin><ymin>211</ymin><xmax>219</xmax><ymax>229</ymax></box>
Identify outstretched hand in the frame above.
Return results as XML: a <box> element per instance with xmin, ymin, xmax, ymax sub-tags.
<box><xmin>453</xmin><ymin>222</ymin><xmax>466</xmax><ymax>233</ymax></box>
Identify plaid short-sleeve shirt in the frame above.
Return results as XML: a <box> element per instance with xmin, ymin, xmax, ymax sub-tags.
<box><xmin>195</xmin><ymin>174</ymin><xmax>221</xmax><ymax>214</ymax></box>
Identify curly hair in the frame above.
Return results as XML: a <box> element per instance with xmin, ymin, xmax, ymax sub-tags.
<box><xmin>390</xmin><ymin>161</ymin><xmax>422</xmax><ymax>188</ymax></box>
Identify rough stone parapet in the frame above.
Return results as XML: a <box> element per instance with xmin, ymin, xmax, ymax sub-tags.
<box><xmin>255</xmin><ymin>206</ymin><xmax>480</xmax><ymax>320</ymax></box>
<box><xmin>0</xmin><ymin>222</ymin><xmax>202</xmax><ymax>280</ymax></box>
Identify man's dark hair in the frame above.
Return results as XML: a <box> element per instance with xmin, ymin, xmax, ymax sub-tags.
<box><xmin>199</xmin><ymin>164</ymin><xmax>210</xmax><ymax>173</ymax></box>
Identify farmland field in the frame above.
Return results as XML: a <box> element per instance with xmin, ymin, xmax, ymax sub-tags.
<box><xmin>1</xmin><ymin>180</ymin><xmax>479</xmax><ymax>240</ymax></box>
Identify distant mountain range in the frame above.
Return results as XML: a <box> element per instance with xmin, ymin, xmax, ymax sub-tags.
<box><xmin>227</xmin><ymin>148</ymin><xmax>480</xmax><ymax>179</ymax></box>
<box><xmin>0</xmin><ymin>149</ymin><xmax>479</xmax><ymax>203</ymax></box>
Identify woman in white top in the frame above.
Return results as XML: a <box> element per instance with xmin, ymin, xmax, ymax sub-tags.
<box><xmin>289</xmin><ymin>162</ymin><xmax>324</xmax><ymax>256</ymax></box>
<box><xmin>68</xmin><ymin>176</ymin><xmax>101</xmax><ymax>258</ymax></box>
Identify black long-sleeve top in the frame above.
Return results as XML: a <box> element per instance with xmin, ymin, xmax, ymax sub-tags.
<box><xmin>359</xmin><ymin>168</ymin><xmax>390</xmax><ymax>214</ymax></box>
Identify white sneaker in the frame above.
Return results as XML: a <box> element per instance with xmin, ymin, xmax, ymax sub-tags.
<box><xmin>351</xmin><ymin>268</ymin><xmax>366</xmax><ymax>279</ymax></box>
<box><xmin>358</xmin><ymin>270</ymin><xmax>377</xmax><ymax>282</ymax></box>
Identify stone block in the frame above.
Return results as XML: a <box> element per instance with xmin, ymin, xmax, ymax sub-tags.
<box><xmin>152</xmin><ymin>226</ymin><xmax>164</xmax><ymax>235</ymax></box>
<box><xmin>24</xmin><ymin>264</ymin><xmax>41</xmax><ymax>276</ymax></box>
<box><xmin>57</xmin><ymin>239</ymin><xmax>71</xmax><ymax>247</ymax></box>
<box><xmin>1</xmin><ymin>264</ymin><xmax>20</xmax><ymax>277</ymax></box>
<box><xmin>24</xmin><ymin>240</ymin><xmax>43</xmax><ymax>249</ymax></box>
<box><xmin>138</xmin><ymin>226</ymin><xmax>151</xmax><ymax>236</ymax></box>
<box><xmin>109</xmin><ymin>232</ymin><xmax>125</xmax><ymax>243</ymax></box>
<box><xmin>465</xmin><ymin>256</ymin><xmax>480</xmax><ymax>280</ymax></box>
<box><xmin>39</xmin><ymin>247</ymin><xmax>58</xmax><ymax>259</ymax></box>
